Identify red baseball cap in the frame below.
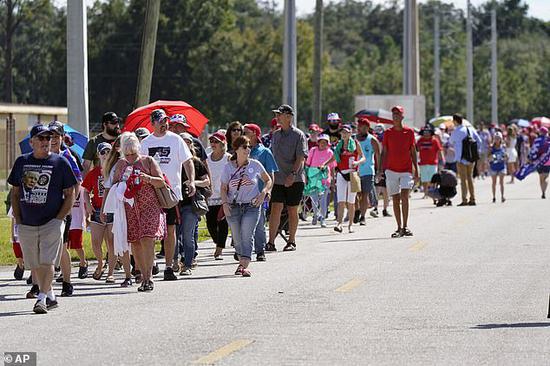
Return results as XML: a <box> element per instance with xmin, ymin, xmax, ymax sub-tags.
<box><xmin>391</xmin><ymin>105</ymin><xmax>405</xmax><ymax>115</ymax></box>
<box><xmin>357</xmin><ymin>117</ymin><xmax>371</xmax><ymax>125</ymax></box>
<box><xmin>209</xmin><ymin>131</ymin><xmax>227</xmax><ymax>143</ymax></box>
<box><xmin>308</xmin><ymin>123</ymin><xmax>322</xmax><ymax>132</ymax></box>
<box><xmin>243</xmin><ymin>123</ymin><xmax>262</xmax><ymax>140</ymax></box>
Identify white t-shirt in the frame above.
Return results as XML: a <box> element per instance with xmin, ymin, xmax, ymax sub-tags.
<box><xmin>70</xmin><ymin>187</ymin><xmax>87</xmax><ymax>231</ymax></box>
<box><xmin>207</xmin><ymin>152</ymin><xmax>231</xmax><ymax>205</ymax></box>
<box><xmin>140</xmin><ymin>131</ymin><xmax>192</xmax><ymax>200</ymax></box>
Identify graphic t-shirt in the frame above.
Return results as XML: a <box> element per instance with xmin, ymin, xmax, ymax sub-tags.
<box><xmin>221</xmin><ymin>159</ymin><xmax>267</xmax><ymax>204</ymax></box>
<box><xmin>383</xmin><ymin>126</ymin><xmax>416</xmax><ymax>173</ymax></box>
<box><xmin>207</xmin><ymin>153</ymin><xmax>231</xmax><ymax>205</ymax></box>
<box><xmin>417</xmin><ymin>136</ymin><xmax>442</xmax><ymax>166</ymax></box>
<box><xmin>82</xmin><ymin>166</ymin><xmax>105</xmax><ymax>209</ymax></box>
<box><xmin>70</xmin><ymin>187</ymin><xmax>87</xmax><ymax>230</ymax></box>
<box><xmin>140</xmin><ymin>131</ymin><xmax>192</xmax><ymax>200</ymax></box>
<box><xmin>83</xmin><ymin>134</ymin><xmax>115</xmax><ymax>167</ymax></box>
<box><xmin>8</xmin><ymin>153</ymin><xmax>78</xmax><ymax>226</ymax></box>
<box><xmin>490</xmin><ymin>146</ymin><xmax>506</xmax><ymax>172</ymax></box>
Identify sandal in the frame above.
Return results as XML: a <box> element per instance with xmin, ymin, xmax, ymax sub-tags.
<box><xmin>391</xmin><ymin>230</ymin><xmax>403</xmax><ymax>238</ymax></box>
<box><xmin>265</xmin><ymin>243</ymin><xmax>277</xmax><ymax>252</ymax></box>
<box><xmin>92</xmin><ymin>267</ymin><xmax>104</xmax><ymax>281</ymax></box>
<box><xmin>234</xmin><ymin>265</ymin><xmax>244</xmax><ymax>275</ymax></box>
<box><xmin>348</xmin><ymin>226</ymin><xmax>355</xmax><ymax>233</ymax></box>
<box><xmin>105</xmin><ymin>275</ymin><xmax>115</xmax><ymax>284</ymax></box>
<box><xmin>334</xmin><ymin>225</ymin><xmax>343</xmax><ymax>233</ymax></box>
<box><xmin>402</xmin><ymin>227</ymin><xmax>413</xmax><ymax>237</ymax></box>
<box><xmin>134</xmin><ymin>271</ymin><xmax>142</xmax><ymax>284</ymax></box>
<box><xmin>242</xmin><ymin>268</ymin><xmax>251</xmax><ymax>277</ymax></box>
<box><xmin>283</xmin><ymin>242</ymin><xmax>296</xmax><ymax>252</ymax></box>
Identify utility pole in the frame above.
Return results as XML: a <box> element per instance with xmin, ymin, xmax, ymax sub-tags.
<box><xmin>67</xmin><ymin>0</ymin><xmax>89</xmax><ymax>136</ymax></box>
<box><xmin>433</xmin><ymin>6</ymin><xmax>440</xmax><ymax>117</ymax></box>
<box><xmin>283</xmin><ymin>0</ymin><xmax>297</xmax><ymax>122</ymax></box>
<box><xmin>403</xmin><ymin>0</ymin><xmax>420</xmax><ymax>95</ymax></box>
<box><xmin>466</xmin><ymin>0</ymin><xmax>474</xmax><ymax>124</ymax></box>
<box><xmin>135</xmin><ymin>0</ymin><xmax>161</xmax><ymax>109</ymax></box>
<box><xmin>491</xmin><ymin>8</ymin><xmax>498</xmax><ymax>124</ymax></box>
<box><xmin>312</xmin><ymin>0</ymin><xmax>323</xmax><ymax>124</ymax></box>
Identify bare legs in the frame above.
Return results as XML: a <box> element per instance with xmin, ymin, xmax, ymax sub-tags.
<box><xmin>539</xmin><ymin>173</ymin><xmax>549</xmax><ymax>198</ymax></box>
<box><xmin>392</xmin><ymin>189</ymin><xmax>411</xmax><ymax>230</ymax></box>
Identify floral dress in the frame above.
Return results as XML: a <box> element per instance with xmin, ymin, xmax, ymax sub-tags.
<box><xmin>113</xmin><ymin>157</ymin><xmax>166</xmax><ymax>243</ymax></box>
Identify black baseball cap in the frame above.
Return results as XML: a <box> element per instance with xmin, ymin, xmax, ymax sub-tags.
<box><xmin>48</xmin><ymin>120</ymin><xmax>65</xmax><ymax>135</ymax></box>
<box><xmin>272</xmin><ymin>104</ymin><xmax>294</xmax><ymax>116</ymax></box>
<box><xmin>30</xmin><ymin>124</ymin><xmax>52</xmax><ymax>138</ymax></box>
<box><xmin>102</xmin><ymin>112</ymin><xmax>120</xmax><ymax>124</ymax></box>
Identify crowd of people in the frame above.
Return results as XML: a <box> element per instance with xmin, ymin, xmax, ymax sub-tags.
<box><xmin>7</xmin><ymin>104</ymin><xmax>550</xmax><ymax>314</ymax></box>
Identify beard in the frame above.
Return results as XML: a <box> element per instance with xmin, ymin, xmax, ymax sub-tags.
<box><xmin>106</xmin><ymin>125</ymin><xmax>121</xmax><ymax>136</ymax></box>
<box><xmin>329</xmin><ymin>123</ymin><xmax>339</xmax><ymax>130</ymax></box>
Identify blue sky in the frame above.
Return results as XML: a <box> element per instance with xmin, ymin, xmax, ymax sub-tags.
<box><xmin>287</xmin><ymin>0</ymin><xmax>550</xmax><ymax>20</ymax></box>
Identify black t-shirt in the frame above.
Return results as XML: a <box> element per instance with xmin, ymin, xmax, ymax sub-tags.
<box><xmin>82</xmin><ymin>133</ymin><xmax>116</xmax><ymax>166</ymax></box>
<box><xmin>192</xmin><ymin>137</ymin><xmax>208</xmax><ymax>161</ymax></box>
<box><xmin>180</xmin><ymin>158</ymin><xmax>208</xmax><ymax>206</ymax></box>
<box><xmin>323</xmin><ymin>127</ymin><xmax>341</xmax><ymax>147</ymax></box>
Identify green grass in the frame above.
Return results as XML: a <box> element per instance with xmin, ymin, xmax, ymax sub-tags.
<box><xmin>0</xmin><ymin>190</ymin><xmax>211</xmax><ymax>266</ymax></box>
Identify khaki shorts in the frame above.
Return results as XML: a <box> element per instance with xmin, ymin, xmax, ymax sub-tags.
<box><xmin>18</xmin><ymin>218</ymin><xmax>65</xmax><ymax>269</ymax></box>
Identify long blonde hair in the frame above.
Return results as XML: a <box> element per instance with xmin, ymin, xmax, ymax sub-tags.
<box><xmin>103</xmin><ymin>135</ymin><xmax>122</xmax><ymax>176</ymax></box>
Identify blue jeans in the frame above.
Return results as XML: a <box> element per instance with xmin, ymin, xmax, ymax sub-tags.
<box><xmin>360</xmin><ymin>174</ymin><xmax>377</xmax><ymax>207</ymax></box>
<box><xmin>178</xmin><ymin>205</ymin><xmax>199</xmax><ymax>268</ymax></box>
<box><xmin>253</xmin><ymin>206</ymin><xmax>267</xmax><ymax>254</ymax></box>
<box><xmin>226</xmin><ymin>204</ymin><xmax>260</xmax><ymax>259</ymax></box>
<box><xmin>310</xmin><ymin>188</ymin><xmax>329</xmax><ymax>220</ymax></box>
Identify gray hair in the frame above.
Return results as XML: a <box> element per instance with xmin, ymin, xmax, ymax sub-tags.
<box><xmin>120</xmin><ymin>132</ymin><xmax>140</xmax><ymax>157</ymax></box>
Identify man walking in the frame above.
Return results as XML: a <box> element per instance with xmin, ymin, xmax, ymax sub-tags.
<box><xmin>243</xmin><ymin>123</ymin><xmax>278</xmax><ymax>261</ymax></box>
<box><xmin>140</xmin><ymin>109</ymin><xmax>195</xmax><ymax>280</ymax></box>
<box><xmin>377</xmin><ymin>106</ymin><xmax>419</xmax><ymax>238</ymax></box>
<box><xmin>356</xmin><ymin>117</ymin><xmax>380</xmax><ymax>226</ymax></box>
<box><xmin>82</xmin><ymin>112</ymin><xmax>121</xmax><ymax>174</ymax></box>
<box><xmin>450</xmin><ymin>114</ymin><xmax>481</xmax><ymax>206</ymax></box>
<box><xmin>266</xmin><ymin>105</ymin><xmax>308</xmax><ymax>252</ymax></box>
<box><xmin>8</xmin><ymin>124</ymin><xmax>77</xmax><ymax>313</ymax></box>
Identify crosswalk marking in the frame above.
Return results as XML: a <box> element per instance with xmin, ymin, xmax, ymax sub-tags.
<box><xmin>193</xmin><ymin>339</ymin><xmax>254</xmax><ymax>364</ymax></box>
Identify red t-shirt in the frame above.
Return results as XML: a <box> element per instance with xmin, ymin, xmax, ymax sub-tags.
<box><xmin>383</xmin><ymin>126</ymin><xmax>416</xmax><ymax>173</ymax></box>
<box><xmin>81</xmin><ymin>166</ymin><xmax>105</xmax><ymax>209</ymax></box>
<box><xmin>417</xmin><ymin>136</ymin><xmax>442</xmax><ymax>165</ymax></box>
<box><xmin>337</xmin><ymin>147</ymin><xmax>358</xmax><ymax>172</ymax></box>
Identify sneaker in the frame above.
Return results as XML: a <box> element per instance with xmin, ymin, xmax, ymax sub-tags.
<box><xmin>256</xmin><ymin>253</ymin><xmax>266</xmax><ymax>262</ymax></box>
<box><xmin>152</xmin><ymin>264</ymin><xmax>160</xmax><ymax>276</ymax></box>
<box><xmin>55</xmin><ymin>274</ymin><xmax>64</xmax><ymax>283</ymax></box>
<box><xmin>26</xmin><ymin>284</ymin><xmax>39</xmax><ymax>299</ymax></box>
<box><xmin>180</xmin><ymin>267</ymin><xmax>192</xmax><ymax>276</ymax></box>
<box><xmin>163</xmin><ymin>267</ymin><xmax>177</xmax><ymax>281</ymax></box>
<box><xmin>542</xmin><ymin>193</ymin><xmax>546</xmax><ymax>199</ymax></box>
<box><xmin>14</xmin><ymin>265</ymin><xmax>24</xmax><ymax>280</ymax></box>
<box><xmin>191</xmin><ymin>259</ymin><xmax>198</xmax><ymax>268</ymax></box>
<box><xmin>320</xmin><ymin>219</ymin><xmax>327</xmax><ymax>228</ymax></box>
<box><xmin>312</xmin><ymin>216</ymin><xmax>318</xmax><ymax>226</ymax></box>
<box><xmin>382</xmin><ymin>209</ymin><xmax>391</xmax><ymax>217</ymax></box>
<box><xmin>33</xmin><ymin>300</ymin><xmax>47</xmax><ymax>314</ymax></box>
<box><xmin>46</xmin><ymin>297</ymin><xmax>58</xmax><ymax>310</ymax></box>
<box><xmin>468</xmin><ymin>201</ymin><xmax>476</xmax><ymax>206</ymax></box>
<box><xmin>60</xmin><ymin>282</ymin><xmax>73</xmax><ymax>297</ymax></box>
<box><xmin>265</xmin><ymin>243</ymin><xmax>277</xmax><ymax>252</ymax></box>
<box><xmin>121</xmin><ymin>278</ymin><xmax>133</xmax><ymax>287</ymax></box>
<box><xmin>26</xmin><ymin>274</ymin><xmax>33</xmax><ymax>285</ymax></box>
<box><xmin>359</xmin><ymin>216</ymin><xmax>366</xmax><ymax>226</ymax></box>
<box><xmin>78</xmin><ymin>265</ymin><xmax>88</xmax><ymax>279</ymax></box>
<box><xmin>370</xmin><ymin>208</ymin><xmax>379</xmax><ymax>218</ymax></box>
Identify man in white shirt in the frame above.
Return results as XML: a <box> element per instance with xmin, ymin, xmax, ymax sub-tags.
<box><xmin>140</xmin><ymin>109</ymin><xmax>195</xmax><ymax>280</ymax></box>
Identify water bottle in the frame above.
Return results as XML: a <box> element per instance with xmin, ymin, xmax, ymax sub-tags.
<box><xmin>122</xmin><ymin>166</ymin><xmax>132</xmax><ymax>182</ymax></box>
<box><xmin>349</xmin><ymin>156</ymin><xmax>355</xmax><ymax>169</ymax></box>
<box><xmin>134</xmin><ymin>168</ymin><xmax>141</xmax><ymax>185</ymax></box>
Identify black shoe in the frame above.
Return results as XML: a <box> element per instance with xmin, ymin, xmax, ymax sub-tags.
<box><xmin>14</xmin><ymin>265</ymin><xmax>24</xmax><ymax>280</ymax></box>
<box><xmin>78</xmin><ymin>265</ymin><xmax>88</xmax><ymax>279</ymax></box>
<box><xmin>121</xmin><ymin>278</ymin><xmax>133</xmax><ymax>287</ymax></box>
<box><xmin>299</xmin><ymin>212</ymin><xmax>307</xmax><ymax>221</ymax></box>
<box><xmin>283</xmin><ymin>243</ymin><xmax>296</xmax><ymax>252</ymax></box>
<box><xmin>46</xmin><ymin>297</ymin><xmax>58</xmax><ymax>310</ymax></box>
<box><xmin>436</xmin><ymin>200</ymin><xmax>445</xmax><ymax>207</ymax></box>
<box><xmin>56</xmin><ymin>274</ymin><xmax>64</xmax><ymax>283</ymax></box>
<box><xmin>60</xmin><ymin>281</ymin><xmax>73</xmax><ymax>297</ymax></box>
<box><xmin>457</xmin><ymin>202</ymin><xmax>469</xmax><ymax>207</ymax></box>
<box><xmin>233</xmin><ymin>253</ymin><xmax>239</xmax><ymax>261</ymax></box>
<box><xmin>382</xmin><ymin>209</ymin><xmax>391</xmax><ymax>217</ymax></box>
<box><xmin>26</xmin><ymin>284</ymin><xmax>39</xmax><ymax>299</ymax></box>
<box><xmin>256</xmin><ymin>253</ymin><xmax>266</xmax><ymax>262</ymax></box>
<box><xmin>33</xmin><ymin>300</ymin><xmax>47</xmax><ymax>314</ymax></box>
<box><xmin>468</xmin><ymin>201</ymin><xmax>476</xmax><ymax>206</ymax></box>
<box><xmin>163</xmin><ymin>268</ymin><xmax>177</xmax><ymax>281</ymax></box>
<box><xmin>145</xmin><ymin>280</ymin><xmax>154</xmax><ymax>292</ymax></box>
<box><xmin>137</xmin><ymin>282</ymin><xmax>147</xmax><ymax>292</ymax></box>
<box><xmin>152</xmin><ymin>264</ymin><xmax>160</xmax><ymax>276</ymax></box>
<box><xmin>542</xmin><ymin>194</ymin><xmax>546</xmax><ymax>199</ymax></box>
<box><xmin>156</xmin><ymin>250</ymin><xmax>165</xmax><ymax>259</ymax></box>
<box><xmin>353</xmin><ymin>210</ymin><xmax>361</xmax><ymax>224</ymax></box>
<box><xmin>265</xmin><ymin>243</ymin><xmax>277</xmax><ymax>252</ymax></box>
<box><xmin>359</xmin><ymin>216</ymin><xmax>366</xmax><ymax>226</ymax></box>
<box><xmin>26</xmin><ymin>274</ymin><xmax>33</xmax><ymax>285</ymax></box>
<box><xmin>446</xmin><ymin>200</ymin><xmax>452</xmax><ymax>206</ymax></box>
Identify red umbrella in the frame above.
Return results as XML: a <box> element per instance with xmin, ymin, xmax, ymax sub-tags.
<box><xmin>531</xmin><ymin>117</ymin><xmax>550</xmax><ymax>129</ymax></box>
<box><xmin>123</xmin><ymin>100</ymin><xmax>209</xmax><ymax>137</ymax></box>
<box><xmin>354</xmin><ymin>109</ymin><xmax>393</xmax><ymax>125</ymax></box>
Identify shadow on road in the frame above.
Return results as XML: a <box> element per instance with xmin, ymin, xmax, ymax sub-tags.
<box><xmin>69</xmin><ymin>291</ymin><xmax>135</xmax><ymax>298</ymax></box>
<box><xmin>180</xmin><ymin>274</ymin><xmax>240</xmax><ymax>281</ymax></box>
<box><xmin>322</xmin><ymin>237</ymin><xmax>391</xmax><ymax>243</ymax></box>
<box><xmin>0</xmin><ymin>310</ymin><xmax>34</xmax><ymax>318</ymax></box>
<box><xmin>471</xmin><ymin>322</ymin><xmax>550</xmax><ymax>329</ymax></box>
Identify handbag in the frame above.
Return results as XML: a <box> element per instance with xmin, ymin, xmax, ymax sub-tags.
<box><xmin>192</xmin><ymin>190</ymin><xmax>209</xmax><ymax>216</ymax></box>
<box><xmin>155</xmin><ymin>181</ymin><xmax>179</xmax><ymax>209</ymax></box>
<box><xmin>350</xmin><ymin>171</ymin><xmax>361</xmax><ymax>193</ymax></box>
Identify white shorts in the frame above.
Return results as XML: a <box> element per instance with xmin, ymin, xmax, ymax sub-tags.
<box><xmin>336</xmin><ymin>172</ymin><xmax>357</xmax><ymax>203</ymax></box>
<box><xmin>385</xmin><ymin>170</ymin><xmax>414</xmax><ymax>196</ymax></box>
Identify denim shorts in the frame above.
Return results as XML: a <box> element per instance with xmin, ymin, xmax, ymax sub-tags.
<box><xmin>90</xmin><ymin>208</ymin><xmax>113</xmax><ymax>225</ymax></box>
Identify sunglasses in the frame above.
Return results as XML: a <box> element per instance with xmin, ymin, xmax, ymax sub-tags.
<box><xmin>232</xmin><ymin>128</ymin><xmax>243</xmax><ymax>133</ymax></box>
<box><xmin>36</xmin><ymin>135</ymin><xmax>52</xmax><ymax>141</ymax></box>
<box><xmin>209</xmin><ymin>139</ymin><xmax>221</xmax><ymax>144</ymax></box>
<box><xmin>107</xmin><ymin>120</ymin><xmax>120</xmax><ymax>125</ymax></box>
<box><xmin>99</xmin><ymin>149</ymin><xmax>111</xmax><ymax>156</ymax></box>
<box><xmin>240</xmin><ymin>145</ymin><xmax>251</xmax><ymax>150</ymax></box>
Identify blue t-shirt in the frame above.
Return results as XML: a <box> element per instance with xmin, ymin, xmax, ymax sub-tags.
<box><xmin>250</xmin><ymin>144</ymin><xmax>279</xmax><ymax>191</ymax></box>
<box><xmin>489</xmin><ymin>146</ymin><xmax>506</xmax><ymax>172</ymax></box>
<box><xmin>358</xmin><ymin>134</ymin><xmax>376</xmax><ymax>177</ymax></box>
<box><xmin>8</xmin><ymin>153</ymin><xmax>78</xmax><ymax>226</ymax></box>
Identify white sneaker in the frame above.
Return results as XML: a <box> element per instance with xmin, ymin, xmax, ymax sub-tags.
<box><xmin>320</xmin><ymin>219</ymin><xmax>327</xmax><ymax>228</ymax></box>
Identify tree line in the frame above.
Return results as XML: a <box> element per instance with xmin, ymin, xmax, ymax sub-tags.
<box><xmin>0</xmin><ymin>0</ymin><xmax>549</xmax><ymax>130</ymax></box>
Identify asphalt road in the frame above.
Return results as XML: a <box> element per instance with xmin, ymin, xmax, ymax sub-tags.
<box><xmin>1</xmin><ymin>174</ymin><xmax>549</xmax><ymax>365</ymax></box>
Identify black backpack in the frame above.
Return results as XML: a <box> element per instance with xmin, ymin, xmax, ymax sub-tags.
<box><xmin>462</xmin><ymin>127</ymin><xmax>479</xmax><ymax>163</ymax></box>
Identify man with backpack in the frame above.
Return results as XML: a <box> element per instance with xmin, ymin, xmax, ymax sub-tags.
<box><xmin>450</xmin><ymin>114</ymin><xmax>481</xmax><ymax>206</ymax></box>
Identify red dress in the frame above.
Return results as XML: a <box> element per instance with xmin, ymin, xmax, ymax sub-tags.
<box><xmin>113</xmin><ymin>157</ymin><xmax>166</xmax><ymax>243</ymax></box>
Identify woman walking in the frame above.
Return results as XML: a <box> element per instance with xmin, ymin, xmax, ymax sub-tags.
<box><xmin>111</xmin><ymin>133</ymin><xmax>166</xmax><ymax>292</ymax></box>
<box><xmin>206</xmin><ymin>131</ymin><xmax>231</xmax><ymax>259</ymax></box>
<box><xmin>506</xmin><ymin>125</ymin><xmax>518</xmax><ymax>183</ymax></box>
<box><xmin>331</xmin><ymin>125</ymin><xmax>364</xmax><ymax>233</ymax></box>
<box><xmin>489</xmin><ymin>132</ymin><xmax>508</xmax><ymax>203</ymax></box>
<box><xmin>221</xmin><ymin>136</ymin><xmax>272</xmax><ymax>277</ymax></box>
<box><xmin>178</xmin><ymin>133</ymin><xmax>211</xmax><ymax>275</ymax></box>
